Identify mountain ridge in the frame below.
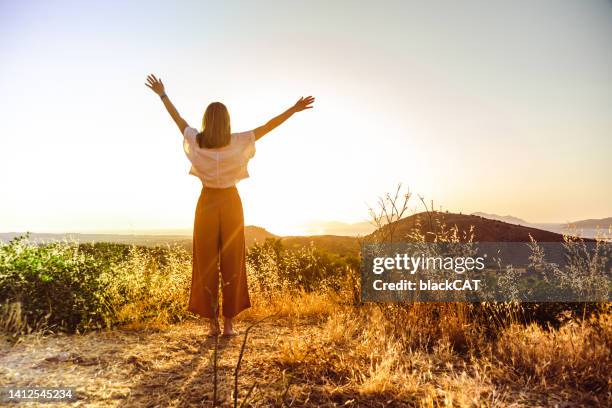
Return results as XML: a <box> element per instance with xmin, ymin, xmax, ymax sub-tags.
<box><xmin>371</xmin><ymin>211</ymin><xmax>594</xmax><ymax>243</ymax></box>
<box><xmin>2</xmin><ymin>213</ymin><xmax>603</xmax><ymax>257</ymax></box>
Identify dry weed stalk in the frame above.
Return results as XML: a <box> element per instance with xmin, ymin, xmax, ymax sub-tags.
<box><xmin>367</xmin><ymin>183</ymin><xmax>411</xmax><ymax>243</ymax></box>
<box><xmin>233</xmin><ymin>314</ymin><xmax>276</xmax><ymax>408</ymax></box>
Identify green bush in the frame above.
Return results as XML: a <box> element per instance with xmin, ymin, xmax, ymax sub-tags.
<box><xmin>0</xmin><ymin>235</ymin><xmax>111</xmax><ymax>333</ymax></box>
<box><xmin>0</xmin><ymin>235</ymin><xmax>192</xmax><ymax>334</ymax></box>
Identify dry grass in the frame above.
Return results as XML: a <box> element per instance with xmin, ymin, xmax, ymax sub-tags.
<box><xmin>267</xmin><ymin>298</ymin><xmax>611</xmax><ymax>406</ymax></box>
<box><xmin>2</xmin><ymin>292</ymin><xmax>609</xmax><ymax>407</ymax></box>
<box><xmin>495</xmin><ymin>312</ymin><xmax>612</xmax><ymax>392</ymax></box>
<box><xmin>240</xmin><ymin>290</ymin><xmax>344</xmax><ymax>322</ymax></box>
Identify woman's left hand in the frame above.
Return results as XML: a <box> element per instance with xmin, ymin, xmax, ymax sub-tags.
<box><xmin>292</xmin><ymin>96</ymin><xmax>315</xmax><ymax>112</ymax></box>
<box><xmin>145</xmin><ymin>74</ymin><xmax>166</xmax><ymax>96</ymax></box>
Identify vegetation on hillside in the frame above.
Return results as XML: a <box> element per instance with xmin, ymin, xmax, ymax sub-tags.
<box><xmin>1</xmin><ymin>186</ymin><xmax>610</xmax><ymax>406</ymax></box>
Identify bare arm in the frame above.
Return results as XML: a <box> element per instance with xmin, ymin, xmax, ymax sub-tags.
<box><xmin>253</xmin><ymin>96</ymin><xmax>315</xmax><ymax>141</ymax></box>
<box><xmin>145</xmin><ymin>74</ymin><xmax>188</xmax><ymax>135</ymax></box>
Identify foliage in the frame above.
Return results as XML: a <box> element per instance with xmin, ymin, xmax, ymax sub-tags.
<box><xmin>0</xmin><ymin>235</ymin><xmax>111</xmax><ymax>333</ymax></box>
<box><xmin>0</xmin><ymin>236</ymin><xmax>191</xmax><ymax>334</ymax></box>
<box><xmin>0</xmin><ymin>234</ymin><xmax>354</xmax><ymax>334</ymax></box>
<box><xmin>246</xmin><ymin>238</ymin><xmax>356</xmax><ymax>297</ymax></box>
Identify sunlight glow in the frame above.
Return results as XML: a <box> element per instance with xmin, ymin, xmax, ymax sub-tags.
<box><xmin>1</xmin><ymin>1</ymin><xmax>611</xmax><ymax>234</ymax></box>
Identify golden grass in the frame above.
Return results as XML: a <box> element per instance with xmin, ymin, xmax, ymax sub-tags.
<box><xmin>495</xmin><ymin>312</ymin><xmax>612</xmax><ymax>391</ymax></box>
<box><xmin>272</xmin><ymin>299</ymin><xmax>610</xmax><ymax>406</ymax></box>
<box><xmin>239</xmin><ymin>289</ymin><xmax>343</xmax><ymax>322</ymax></box>
<box><xmin>1</xmin><ymin>291</ymin><xmax>610</xmax><ymax>406</ymax></box>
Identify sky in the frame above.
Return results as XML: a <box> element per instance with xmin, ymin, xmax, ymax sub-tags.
<box><xmin>1</xmin><ymin>0</ymin><xmax>611</xmax><ymax>235</ymax></box>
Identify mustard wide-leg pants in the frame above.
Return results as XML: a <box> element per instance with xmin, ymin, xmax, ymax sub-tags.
<box><xmin>188</xmin><ymin>186</ymin><xmax>251</xmax><ymax>318</ymax></box>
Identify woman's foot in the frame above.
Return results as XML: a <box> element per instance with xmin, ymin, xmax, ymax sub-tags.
<box><xmin>205</xmin><ymin>318</ymin><xmax>220</xmax><ymax>337</ymax></box>
<box><xmin>222</xmin><ymin>317</ymin><xmax>237</xmax><ymax>336</ymax></box>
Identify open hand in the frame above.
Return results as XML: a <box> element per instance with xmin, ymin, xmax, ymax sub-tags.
<box><xmin>145</xmin><ymin>74</ymin><xmax>165</xmax><ymax>96</ymax></box>
<box><xmin>293</xmin><ymin>96</ymin><xmax>315</xmax><ymax>112</ymax></box>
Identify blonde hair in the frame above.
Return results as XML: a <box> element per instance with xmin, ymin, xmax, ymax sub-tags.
<box><xmin>197</xmin><ymin>102</ymin><xmax>231</xmax><ymax>148</ymax></box>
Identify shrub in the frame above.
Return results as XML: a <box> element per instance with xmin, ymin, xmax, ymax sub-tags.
<box><xmin>0</xmin><ymin>235</ymin><xmax>192</xmax><ymax>334</ymax></box>
<box><xmin>0</xmin><ymin>235</ymin><xmax>111</xmax><ymax>333</ymax></box>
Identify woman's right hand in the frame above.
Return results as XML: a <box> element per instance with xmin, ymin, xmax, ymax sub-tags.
<box><xmin>292</xmin><ymin>96</ymin><xmax>315</xmax><ymax>112</ymax></box>
<box><xmin>145</xmin><ymin>74</ymin><xmax>166</xmax><ymax>96</ymax></box>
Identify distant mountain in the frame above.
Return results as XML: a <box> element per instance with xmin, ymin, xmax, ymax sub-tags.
<box><xmin>0</xmin><ymin>225</ymin><xmax>277</xmax><ymax>249</ymax></box>
<box><xmin>0</xmin><ymin>232</ymin><xmax>191</xmax><ymax>247</ymax></box>
<box><xmin>471</xmin><ymin>212</ymin><xmax>610</xmax><ymax>238</ymax></box>
<box><xmin>569</xmin><ymin>217</ymin><xmax>612</xmax><ymax>229</ymax></box>
<box><xmin>471</xmin><ymin>212</ymin><xmax>528</xmax><ymax>225</ymax></box>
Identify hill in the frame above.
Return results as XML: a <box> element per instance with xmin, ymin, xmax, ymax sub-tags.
<box><xmin>244</xmin><ymin>225</ymin><xmax>278</xmax><ymax>246</ymax></box>
<box><xmin>372</xmin><ymin>211</ymin><xmax>582</xmax><ymax>243</ymax></box>
<box><xmin>267</xmin><ymin>212</ymin><xmax>585</xmax><ymax>258</ymax></box>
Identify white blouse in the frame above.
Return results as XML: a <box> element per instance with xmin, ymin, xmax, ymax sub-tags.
<box><xmin>182</xmin><ymin>126</ymin><xmax>256</xmax><ymax>188</ymax></box>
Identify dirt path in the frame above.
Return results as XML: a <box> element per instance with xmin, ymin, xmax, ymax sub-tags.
<box><xmin>0</xmin><ymin>318</ymin><xmax>326</xmax><ymax>407</ymax></box>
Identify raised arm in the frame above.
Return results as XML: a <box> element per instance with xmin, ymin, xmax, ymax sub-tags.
<box><xmin>253</xmin><ymin>96</ymin><xmax>315</xmax><ymax>141</ymax></box>
<box><xmin>145</xmin><ymin>74</ymin><xmax>188</xmax><ymax>135</ymax></box>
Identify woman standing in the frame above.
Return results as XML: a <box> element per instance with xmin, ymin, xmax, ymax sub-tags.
<box><xmin>145</xmin><ymin>74</ymin><xmax>314</xmax><ymax>336</ymax></box>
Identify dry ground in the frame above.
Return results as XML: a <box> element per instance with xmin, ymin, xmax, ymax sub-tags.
<box><xmin>1</xmin><ymin>302</ymin><xmax>610</xmax><ymax>407</ymax></box>
<box><xmin>1</xmin><ymin>318</ymin><xmax>319</xmax><ymax>407</ymax></box>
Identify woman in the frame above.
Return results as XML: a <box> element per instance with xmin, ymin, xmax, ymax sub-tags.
<box><xmin>145</xmin><ymin>74</ymin><xmax>314</xmax><ymax>336</ymax></box>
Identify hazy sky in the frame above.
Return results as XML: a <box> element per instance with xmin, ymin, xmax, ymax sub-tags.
<box><xmin>1</xmin><ymin>0</ymin><xmax>611</xmax><ymax>235</ymax></box>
